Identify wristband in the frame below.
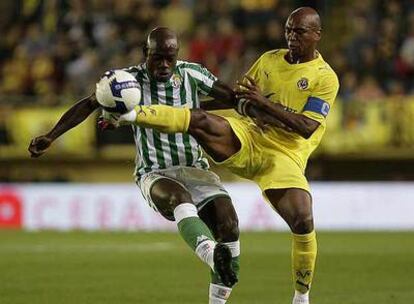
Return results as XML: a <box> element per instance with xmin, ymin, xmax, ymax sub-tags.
<box><xmin>236</xmin><ymin>98</ymin><xmax>250</xmax><ymax>116</ymax></box>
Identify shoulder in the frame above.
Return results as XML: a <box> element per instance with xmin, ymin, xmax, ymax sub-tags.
<box><xmin>259</xmin><ymin>49</ymin><xmax>288</xmax><ymax>61</ymax></box>
<box><xmin>315</xmin><ymin>55</ymin><xmax>339</xmax><ymax>88</ymax></box>
<box><xmin>176</xmin><ymin>60</ymin><xmax>217</xmax><ymax>79</ymax></box>
<box><xmin>250</xmin><ymin>49</ymin><xmax>288</xmax><ymax>70</ymax></box>
<box><xmin>176</xmin><ymin>60</ymin><xmax>205</xmax><ymax>72</ymax></box>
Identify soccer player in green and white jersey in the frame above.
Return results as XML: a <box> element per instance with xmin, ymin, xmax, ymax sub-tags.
<box><xmin>29</xmin><ymin>27</ymin><xmax>240</xmax><ymax>303</ymax></box>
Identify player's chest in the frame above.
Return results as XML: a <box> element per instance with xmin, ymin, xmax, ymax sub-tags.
<box><xmin>260</xmin><ymin>68</ymin><xmax>316</xmax><ymax>112</ymax></box>
<box><xmin>140</xmin><ymin>79</ymin><xmax>190</xmax><ymax>107</ymax></box>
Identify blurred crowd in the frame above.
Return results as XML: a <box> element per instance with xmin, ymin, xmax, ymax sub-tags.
<box><xmin>1</xmin><ymin>0</ymin><xmax>414</xmax><ymax>105</ymax></box>
<box><xmin>2</xmin><ymin>0</ymin><xmax>414</xmax><ymax>182</ymax></box>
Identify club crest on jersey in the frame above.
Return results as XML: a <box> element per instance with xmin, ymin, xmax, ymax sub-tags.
<box><xmin>297</xmin><ymin>77</ymin><xmax>309</xmax><ymax>90</ymax></box>
<box><xmin>171</xmin><ymin>74</ymin><xmax>182</xmax><ymax>88</ymax></box>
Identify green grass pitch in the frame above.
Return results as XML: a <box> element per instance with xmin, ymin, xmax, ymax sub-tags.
<box><xmin>0</xmin><ymin>231</ymin><xmax>413</xmax><ymax>303</ymax></box>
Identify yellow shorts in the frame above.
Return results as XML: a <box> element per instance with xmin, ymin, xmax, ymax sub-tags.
<box><xmin>214</xmin><ymin>117</ymin><xmax>310</xmax><ymax>193</ymax></box>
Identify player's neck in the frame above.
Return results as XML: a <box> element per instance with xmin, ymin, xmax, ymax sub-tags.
<box><xmin>286</xmin><ymin>50</ymin><xmax>318</xmax><ymax>64</ymax></box>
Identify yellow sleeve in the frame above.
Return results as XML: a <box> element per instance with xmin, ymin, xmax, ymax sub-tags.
<box><xmin>302</xmin><ymin>72</ymin><xmax>339</xmax><ymax>123</ymax></box>
<box><xmin>245</xmin><ymin>54</ymin><xmax>264</xmax><ymax>84</ymax></box>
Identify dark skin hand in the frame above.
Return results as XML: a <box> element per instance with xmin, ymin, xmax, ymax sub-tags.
<box><xmin>235</xmin><ymin>75</ymin><xmax>319</xmax><ymax>138</ymax></box>
<box><xmin>28</xmin><ymin>93</ymin><xmax>99</xmax><ymax>157</ymax></box>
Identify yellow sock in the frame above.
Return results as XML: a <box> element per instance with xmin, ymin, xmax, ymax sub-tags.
<box><xmin>292</xmin><ymin>230</ymin><xmax>317</xmax><ymax>294</ymax></box>
<box><xmin>131</xmin><ymin>105</ymin><xmax>190</xmax><ymax>133</ymax></box>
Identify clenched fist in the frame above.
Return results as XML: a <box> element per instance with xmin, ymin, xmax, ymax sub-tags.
<box><xmin>28</xmin><ymin>135</ymin><xmax>52</xmax><ymax>158</ymax></box>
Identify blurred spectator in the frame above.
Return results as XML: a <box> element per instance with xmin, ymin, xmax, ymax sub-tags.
<box><xmin>1</xmin><ymin>46</ymin><xmax>31</xmax><ymax>95</ymax></box>
<box><xmin>31</xmin><ymin>51</ymin><xmax>56</xmax><ymax>96</ymax></box>
<box><xmin>339</xmin><ymin>71</ymin><xmax>358</xmax><ymax>102</ymax></box>
<box><xmin>345</xmin><ymin>15</ymin><xmax>375</xmax><ymax>70</ymax></box>
<box><xmin>211</xmin><ymin>18</ymin><xmax>243</xmax><ymax>63</ymax></box>
<box><xmin>188</xmin><ymin>23</ymin><xmax>211</xmax><ymax>64</ymax></box>
<box><xmin>66</xmin><ymin>49</ymin><xmax>99</xmax><ymax>96</ymax></box>
<box><xmin>263</xmin><ymin>19</ymin><xmax>285</xmax><ymax>50</ymax></box>
<box><xmin>354</xmin><ymin>76</ymin><xmax>385</xmax><ymax>101</ymax></box>
<box><xmin>159</xmin><ymin>0</ymin><xmax>193</xmax><ymax>36</ymax></box>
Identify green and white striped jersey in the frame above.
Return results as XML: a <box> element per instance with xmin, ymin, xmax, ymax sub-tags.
<box><xmin>124</xmin><ymin>61</ymin><xmax>217</xmax><ymax>178</ymax></box>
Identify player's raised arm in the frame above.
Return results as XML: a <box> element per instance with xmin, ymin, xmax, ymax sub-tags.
<box><xmin>28</xmin><ymin>93</ymin><xmax>99</xmax><ymax>158</ymax></box>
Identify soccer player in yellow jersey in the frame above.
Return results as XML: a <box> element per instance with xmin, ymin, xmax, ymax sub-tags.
<box><xmin>104</xmin><ymin>7</ymin><xmax>338</xmax><ymax>304</ymax></box>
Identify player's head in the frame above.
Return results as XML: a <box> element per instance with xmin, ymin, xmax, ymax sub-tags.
<box><xmin>144</xmin><ymin>27</ymin><xmax>179</xmax><ymax>82</ymax></box>
<box><xmin>285</xmin><ymin>7</ymin><xmax>321</xmax><ymax>59</ymax></box>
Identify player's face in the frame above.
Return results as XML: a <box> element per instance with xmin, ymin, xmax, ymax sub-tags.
<box><xmin>147</xmin><ymin>42</ymin><xmax>178</xmax><ymax>82</ymax></box>
<box><xmin>284</xmin><ymin>16</ymin><xmax>320</xmax><ymax>58</ymax></box>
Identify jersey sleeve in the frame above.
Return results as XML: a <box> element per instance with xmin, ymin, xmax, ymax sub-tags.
<box><xmin>302</xmin><ymin>71</ymin><xmax>339</xmax><ymax>123</ymax></box>
<box><xmin>245</xmin><ymin>54</ymin><xmax>264</xmax><ymax>84</ymax></box>
<box><xmin>185</xmin><ymin>63</ymin><xmax>218</xmax><ymax>96</ymax></box>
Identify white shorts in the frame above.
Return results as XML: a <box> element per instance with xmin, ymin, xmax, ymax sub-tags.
<box><xmin>137</xmin><ymin>166</ymin><xmax>230</xmax><ymax>219</ymax></box>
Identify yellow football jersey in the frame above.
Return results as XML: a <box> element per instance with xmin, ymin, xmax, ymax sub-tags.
<box><xmin>244</xmin><ymin>49</ymin><xmax>339</xmax><ymax>169</ymax></box>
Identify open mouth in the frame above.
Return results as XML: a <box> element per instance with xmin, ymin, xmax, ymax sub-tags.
<box><xmin>158</xmin><ymin>71</ymin><xmax>171</xmax><ymax>78</ymax></box>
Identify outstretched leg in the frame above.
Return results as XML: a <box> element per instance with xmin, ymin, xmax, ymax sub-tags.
<box><xmin>188</xmin><ymin>109</ymin><xmax>241</xmax><ymax>162</ymax></box>
<box><xmin>120</xmin><ymin>105</ymin><xmax>241</xmax><ymax>162</ymax></box>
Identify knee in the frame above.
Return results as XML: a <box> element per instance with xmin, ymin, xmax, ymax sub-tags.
<box><xmin>215</xmin><ymin>218</ymin><xmax>240</xmax><ymax>242</ymax></box>
<box><xmin>153</xmin><ymin>190</ymin><xmax>192</xmax><ymax>216</ymax></box>
<box><xmin>291</xmin><ymin>213</ymin><xmax>314</xmax><ymax>234</ymax></box>
<box><xmin>167</xmin><ymin>192</ymin><xmax>193</xmax><ymax>209</ymax></box>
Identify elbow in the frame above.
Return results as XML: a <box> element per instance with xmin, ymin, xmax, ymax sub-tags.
<box><xmin>297</xmin><ymin>116</ymin><xmax>319</xmax><ymax>139</ymax></box>
<box><xmin>298</xmin><ymin>123</ymin><xmax>318</xmax><ymax>139</ymax></box>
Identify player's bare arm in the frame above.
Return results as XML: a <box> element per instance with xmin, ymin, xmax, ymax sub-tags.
<box><xmin>28</xmin><ymin>93</ymin><xmax>99</xmax><ymax>157</ymax></box>
<box><xmin>236</xmin><ymin>75</ymin><xmax>319</xmax><ymax>138</ymax></box>
<box><xmin>200</xmin><ymin>80</ymin><xmax>236</xmax><ymax>110</ymax></box>
<box><xmin>201</xmin><ymin>80</ymin><xmax>291</xmax><ymax>131</ymax></box>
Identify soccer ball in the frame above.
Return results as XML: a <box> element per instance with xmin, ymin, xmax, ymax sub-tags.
<box><xmin>95</xmin><ymin>70</ymin><xmax>141</xmax><ymax>114</ymax></box>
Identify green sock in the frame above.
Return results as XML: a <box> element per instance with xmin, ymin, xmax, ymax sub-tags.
<box><xmin>177</xmin><ymin>216</ymin><xmax>215</xmax><ymax>250</ymax></box>
<box><xmin>174</xmin><ymin>204</ymin><xmax>216</xmax><ymax>269</ymax></box>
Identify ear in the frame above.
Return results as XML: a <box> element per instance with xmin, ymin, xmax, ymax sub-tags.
<box><xmin>314</xmin><ymin>29</ymin><xmax>321</xmax><ymax>42</ymax></box>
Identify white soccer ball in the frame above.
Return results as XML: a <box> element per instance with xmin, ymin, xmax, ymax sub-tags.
<box><xmin>95</xmin><ymin>70</ymin><xmax>141</xmax><ymax>114</ymax></box>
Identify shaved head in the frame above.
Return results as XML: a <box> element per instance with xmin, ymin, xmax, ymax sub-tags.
<box><xmin>289</xmin><ymin>7</ymin><xmax>321</xmax><ymax>31</ymax></box>
<box><xmin>146</xmin><ymin>27</ymin><xmax>179</xmax><ymax>53</ymax></box>
<box><xmin>145</xmin><ymin>27</ymin><xmax>179</xmax><ymax>82</ymax></box>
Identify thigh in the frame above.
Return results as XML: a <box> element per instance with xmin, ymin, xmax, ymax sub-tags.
<box><xmin>265</xmin><ymin>188</ymin><xmax>313</xmax><ymax>233</ymax></box>
<box><xmin>198</xmin><ymin>196</ymin><xmax>239</xmax><ymax>242</ymax></box>
<box><xmin>192</xmin><ymin>114</ymin><xmax>260</xmax><ymax>180</ymax></box>
<box><xmin>254</xmin><ymin>151</ymin><xmax>310</xmax><ymax>193</ymax></box>
<box><xmin>189</xmin><ymin>110</ymin><xmax>241</xmax><ymax>162</ymax></box>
